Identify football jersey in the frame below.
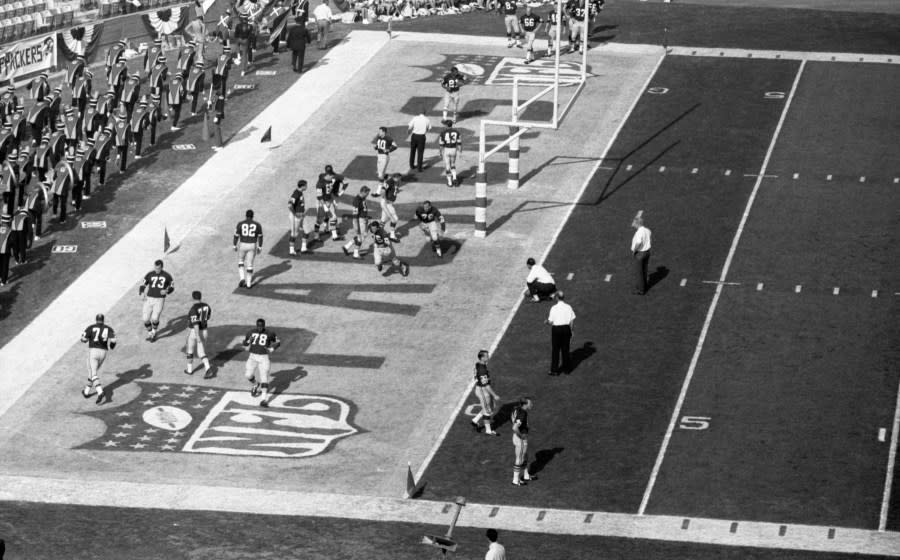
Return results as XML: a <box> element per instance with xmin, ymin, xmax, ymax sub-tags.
<box><xmin>511</xmin><ymin>405</ymin><xmax>529</xmax><ymax>434</ymax></box>
<box><xmin>188</xmin><ymin>302</ymin><xmax>212</xmax><ymax>329</ymax></box>
<box><xmin>289</xmin><ymin>188</ymin><xmax>306</xmax><ymax>214</ymax></box>
<box><xmin>234</xmin><ymin>219</ymin><xmax>263</xmax><ymax>244</ymax></box>
<box><xmin>520</xmin><ymin>13</ymin><xmax>541</xmax><ymax>32</ymax></box>
<box><xmin>475</xmin><ymin>362</ymin><xmax>491</xmax><ymax>387</ymax></box>
<box><xmin>371</xmin><ymin>226</ymin><xmax>391</xmax><ymax>248</ymax></box>
<box><xmin>316</xmin><ymin>173</ymin><xmax>345</xmax><ymax>201</ymax></box>
<box><xmin>415</xmin><ymin>205</ymin><xmax>443</xmax><ymax>223</ymax></box>
<box><xmin>568</xmin><ymin>2</ymin><xmax>586</xmax><ymax>21</ymax></box>
<box><xmin>244</xmin><ymin>328</ymin><xmax>279</xmax><ymax>355</ymax></box>
<box><xmin>439</xmin><ymin>128</ymin><xmax>461</xmax><ymax>148</ymax></box>
<box><xmin>442</xmin><ymin>72</ymin><xmax>464</xmax><ymax>92</ymax></box>
<box><xmin>589</xmin><ymin>0</ymin><xmax>604</xmax><ymax>16</ymax></box>
<box><xmin>351</xmin><ymin>195</ymin><xmax>369</xmax><ymax>219</ymax></box>
<box><xmin>382</xmin><ymin>178</ymin><xmax>399</xmax><ymax>202</ymax></box>
<box><xmin>82</xmin><ymin>322</ymin><xmax>117</xmax><ymax>350</ymax></box>
<box><xmin>503</xmin><ymin>0</ymin><xmax>516</xmax><ymax>15</ymax></box>
<box><xmin>142</xmin><ymin>270</ymin><xmax>174</xmax><ymax>298</ymax></box>
<box><xmin>374</xmin><ymin>135</ymin><xmax>397</xmax><ymax>154</ymax></box>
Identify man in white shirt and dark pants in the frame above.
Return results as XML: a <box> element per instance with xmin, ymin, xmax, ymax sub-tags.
<box><xmin>524</xmin><ymin>257</ymin><xmax>556</xmax><ymax>302</ymax></box>
<box><xmin>484</xmin><ymin>528</ymin><xmax>507</xmax><ymax>560</ymax></box>
<box><xmin>631</xmin><ymin>211</ymin><xmax>652</xmax><ymax>295</ymax></box>
<box><xmin>407</xmin><ymin>107</ymin><xmax>431</xmax><ymax>173</ymax></box>
<box><xmin>546</xmin><ymin>291</ymin><xmax>575</xmax><ymax>375</ymax></box>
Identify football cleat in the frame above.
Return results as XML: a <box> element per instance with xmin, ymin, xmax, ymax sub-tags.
<box><xmin>436</xmin><ymin>248</ymin><xmax>443</xmax><ymax>258</ymax></box>
<box><xmin>471</xmin><ymin>421</ymin><xmax>482</xmax><ymax>433</ymax></box>
<box><xmin>250</xmin><ymin>383</ymin><xmax>261</xmax><ymax>397</ymax></box>
<box><xmin>400</xmin><ymin>262</ymin><xmax>410</xmax><ymax>277</ymax></box>
<box><xmin>82</xmin><ymin>387</ymin><xmax>92</xmax><ymax>398</ymax></box>
<box><xmin>95</xmin><ymin>391</ymin><xmax>106</xmax><ymax>404</ymax></box>
<box><xmin>376</xmin><ymin>264</ymin><xmax>383</xmax><ymax>272</ymax></box>
<box><xmin>259</xmin><ymin>400</ymin><xmax>269</xmax><ymax>408</ymax></box>
<box><xmin>184</xmin><ymin>367</ymin><xmax>193</xmax><ymax>375</ymax></box>
<box><xmin>238</xmin><ymin>279</ymin><xmax>246</xmax><ymax>288</ymax></box>
<box><xmin>342</xmin><ymin>246</ymin><xmax>350</xmax><ymax>256</ymax></box>
<box><xmin>511</xmin><ymin>480</ymin><xmax>527</xmax><ymax>486</ymax></box>
<box><xmin>289</xmin><ymin>247</ymin><xmax>297</xmax><ymax>255</ymax></box>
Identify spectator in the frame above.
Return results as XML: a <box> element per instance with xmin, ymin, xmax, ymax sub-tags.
<box><xmin>210</xmin><ymin>92</ymin><xmax>226</xmax><ymax>149</ymax></box>
<box><xmin>313</xmin><ymin>0</ymin><xmax>333</xmax><ymax>49</ymax></box>
<box><xmin>234</xmin><ymin>15</ymin><xmax>254</xmax><ymax>75</ymax></box>
<box><xmin>484</xmin><ymin>529</ymin><xmax>506</xmax><ymax>560</ymax></box>
<box><xmin>631</xmin><ymin>211</ymin><xmax>651</xmax><ymax>295</ymax></box>
<box><xmin>185</xmin><ymin>16</ymin><xmax>208</xmax><ymax>61</ymax></box>
<box><xmin>286</xmin><ymin>15</ymin><xmax>311</xmax><ymax>72</ymax></box>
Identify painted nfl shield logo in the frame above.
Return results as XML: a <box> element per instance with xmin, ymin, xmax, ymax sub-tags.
<box><xmin>183</xmin><ymin>392</ymin><xmax>359</xmax><ymax>458</ymax></box>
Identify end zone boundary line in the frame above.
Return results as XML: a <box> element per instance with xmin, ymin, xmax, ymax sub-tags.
<box><xmin>637</xmin><ymin>60</ymin><xmax>808</xmax><ymax>515</ymax></box>
<box><xmin>413</xmin><ymin>47</ymin><xmax>668</xmax><ymax>488</ymax></box>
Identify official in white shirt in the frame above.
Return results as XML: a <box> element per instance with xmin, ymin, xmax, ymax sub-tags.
<box><xmin>546</xmin><ymin>291</ymin><xmax>575</xmax><ymax>375</ymax></box>
<box><xmin>407</xmin><ymin>107</ymin><xmax>431</xmax><ymax>172</ymax></box>
<box><xmin>313</xmin><ymin>0</ymin><xmax>333</xmax><ymax>49</ymax></box>
<box><xmin>630</xmin><ymin>212</ymin><xmax>652</xmax><ymax>295</ymax></box>
<box><xmin>524</xmin><ymin>257</ymin><xmax>555</xmax><ymax>302</ymax></box>
<box><xmin>484</xmin><ymin>529</ymin><xmax>507</xmax><ymax>560</ymax></box>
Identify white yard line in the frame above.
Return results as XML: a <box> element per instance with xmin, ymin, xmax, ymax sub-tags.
<box><xmin>879</xmin><ymin>373</ymin><xmax>900</xmax><ymax>531</ymax></box>
<box><xmin>413</xmin><ymin>47</ymin><xmax>667</xmax><ymax>486</ymax></box>
<box><xmin>637</xmin><ymin>60</ymin><xmax>807</xmax><ymax>515</ymax></box>
<box><xmin>1</xmin><ymin>474</ymin><xmax>898</xmax><ymax>556</ymax></box>
<box><xmin>0</xmin><ymin>31</ymin><xmax>391</xmax><ymax>421</ymax></box>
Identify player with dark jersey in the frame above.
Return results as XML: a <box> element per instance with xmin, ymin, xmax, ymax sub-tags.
<box><xmin>314</xmin><ymin>164</ymin><xmax>347</xmax><ymax>241</ymax></box>
<box><xmin>415</xmin><ymin>200</ymin><xmax>446</xmax><ymax>257</ymax></box>
<box><xmin>185</xmin><ymin>290</ymin><xmax>212</xmax><ymax>377</ymax></box>
<box><xmin>511</xmin><ymin>396</ymin><xmax>535</xmax><ymax>485</ymax></box>
<box><xmin>441</xmin><ymin>67</ymin><xmax>467</xmax><ymax>123</ymax></box>
<box><xmin>546</xmin><ymin>7</ymin><xmax>567</xmax><ymax>56</ymax></box>
<box><xmin>519</xmin><ymin>6</ymin><xmax>542</xmax><ymax>64</ymax></box>
<box><xmin>366</xmin><ymin>220</ymin><xmax>409</xmax><ymax>276</ymax></box>
<box><xmin>438</xmin><ymin>121</ymin><xmax>462</xmax><ymax>187</ymax></box>
<box><xmin>233</xmin><ymin>209</ymin><xmax>264</xmax><ymax>288</ymax></box>
<box><xmin>243</xmin><ymin>318</ymin><xmax>281</xmax><ymax>407</ymax></box>
<box><xmin>373</xmin><ymin>173</ymin><xmax>401</xmax><ymax>242</ymax></box>
<box><xmin>373</xmin><ymin>126</ymin><xmax>398</xmax><ymax>188</ymax></box>
<box><xmin>288</xmin><ymin>179</ymin><xmax>310</xmax><ymax>255</ymax></box>
<box><xmin>139</xmin><ymin>259</ymin><xmax>174</xmax><ymax>341</ymax></box>
<box><xmin>502</xmin><ymin>0</ymin><xmax>522</xmax><ymax>48</ymax></box>
<box><xmin>471</xmin><ymin>350</ymin><xmax>501</xmax><ymax>435</ymax></box>
<box><xmin>80</xmin><ymin>313</ymin><xmax>117</xmax><ymax>404</ymax></box>
<box><xmin>566</xmin><ymin>0</ymin><xmax>588</xmax><ymax>54</ymax></box>
<box><xmin>342</xmin><ymin>185</ymin><xmax>371</xmax><ymax>259</ymax></box>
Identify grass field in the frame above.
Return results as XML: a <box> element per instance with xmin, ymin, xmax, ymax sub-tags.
<box><xmin>0</xmin><ymin>1</ymin><xmax>898</xmax><ymax>558</ymax></box>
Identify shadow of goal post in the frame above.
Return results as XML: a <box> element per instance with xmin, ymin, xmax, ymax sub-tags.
<box><xmin>473</xmin><ymin>0</ymin><xmax>590</xmax><ymax>238</ymax></box>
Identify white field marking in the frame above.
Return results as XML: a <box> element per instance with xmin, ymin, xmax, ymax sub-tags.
<box><xmin>880</xmin><ymin>372</ymin><xmax>900</xmax><ymax>531</ymax></box>
<box><xmin>872</xmin><ymin>290</ymin><xmax>879</xmax><ymax>298</ymax></box>
<box><xmin>793</xmin><ymin>173</ymin><xmax>799</xmax><ymax>179</ymax></box>
<box><xmin>795</xmin><ymin>285</ymin><xmax>803</xmax><ymax>293</ymax></box>
<box><xmin>626</xmin><ymin>164</ymin><xmax>633</xmax><ymax>171</ymax></box>
<box><xmin>826</xmin><ymin>174</ymin><xmax>832</xmax><ymax>181</ymax></box>
<box><xmin>566</xmin><ymin>272</ymin><xmax>574</xmax><ymax>280</ymax></box>
<box><xmin>667</xmin><ymin>45</ymin><xmax>900</xmax><ymax>65</ymax></box>
<box><xmin>833</xmin><ymin>287</ymin><xmax>840</xmax><ymax>295</ymax></box>
<box><xmin>638</xmin><ymin>61</ymin><xmax>807</xmax><ymax>515</ymax></box>
<box><xmin>724</xmin><ymin>169</ymin><xmax>731</xmax><ymax>176</ymax></box>
<box><xmin>879</xmin><ymin>428</ymin><xmax>887</xmax><ymax>442</ymax></box>
<box><xmin>414</xmin><ymin>46</ymin><xmax>668</xmax><ymax>487</ymax></box>
<box><xmin>701</xmin><ymin>280</ymin><xmax>740</xmax><ymax>286</ymax></box>
<box><xmin>604</xmin><ymin>273</ymin><xmax>612</xmax><ymax>282</ymax></box>
<box><xmin>860</xmin><ymin>176</ymin><xmax>866</xmax><ymax>183</ymax></box>
<box><xmin>757</xmin><ymin>282</ymin><xmax>764</xmax><ymax>291</ymax></box>
<box><xmin>691</xmin><ymin>167</ymin><xmax>698</xmax><ymax>174</ymax></box>
<box><xmin>598</xmin><ymin>166</ymin><xmax>615</xmax><ymax>170</ymax></box>
<box><xmin>743</xmin><ymin>173</ymin><xmax>778</xmax><ymax>178</ymax></box>
<box><xmin>894</xmin><ymin>178</ymin><xmax>899</xmax><ymax>184</ymax></box>
<box><xmin>680</xmin><ymin>278</ymin><xmax>687</xmax><ymax>287</ymax></box>
<box><xmin>0</xmin><ymin>30</ymin><xmax>392</xmax><ymax>421</ymax></box>
<box><xmin>659</xmin><ymin>165</ymin><xmax>666</xmax><ymax>172</ymax></box>
<box><xmin>2</xmin><ymin>476</ymin><xmax>900</xmax><ymax>556</ymax></box>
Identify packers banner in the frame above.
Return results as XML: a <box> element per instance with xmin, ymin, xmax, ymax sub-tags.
<box><xmin>0</xmin><ymin>34</ymin><xmax>56</xmax><ymax>82</ymax></box>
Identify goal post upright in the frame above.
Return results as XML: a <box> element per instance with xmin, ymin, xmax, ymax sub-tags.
<box><xmin>474</xmin><ymin>0</ymin><xmax>590</xmax><ymax>237</ymax></box>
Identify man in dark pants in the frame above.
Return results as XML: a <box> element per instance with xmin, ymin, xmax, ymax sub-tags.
<box><xmin>524</xmin><ymin>256</ymin><xmax>556</xmax><ymax>302</ymax></box>
<box><xmin>630</xmin><ymin>211</ymin><xmax>652</xmax><ymax>295</ymax></box>
<box><xmin>211</xmin><ymin>92</ymin><xmax>226</xmax><ymax>149</ymax></box>
<box><xmin>545</xmin><ymin>291</ymin><xmax>575</xmax><ymax>375</ymax></box>
<box><xmin>234</xmin><ymin>15</ymin><xmax>254</xmax><ymax>76</ymax></box>
<box><xmin>407</xmin><ymin>107</ymin><xmax>430</xmax><ymax>173</ymax></box>
<box><xmin>286</xmin><ymin>16</ymin><xmax>310</xmax><ymax>73</ymax></box>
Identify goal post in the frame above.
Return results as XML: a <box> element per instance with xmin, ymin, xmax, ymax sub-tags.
<box><xmin>473</xmin><ymin>0</ymin><xmax>592</xmax><ymax>238</ymax></box>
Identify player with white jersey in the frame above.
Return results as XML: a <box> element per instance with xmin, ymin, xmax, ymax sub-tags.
<box><xmin>81</xmin><ymin>313</ymin><xmax>117</xmax><ymax>404</ymax></box>
<box><xmin>233</xmin><ymin>209</ymin><xmax>263</xmax><ymax>288</ymax></box>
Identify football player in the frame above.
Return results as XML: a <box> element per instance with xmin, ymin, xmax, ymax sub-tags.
<box><xmin>440</xmin><ymin>67</ymin><xmax>467</xmax><ymax>123</ymax></box>
<box><xmin>342</xmin><ymin>185</ymin><xmax>370</xmax><ymax>259</ymax></box>
<box><xmin>288</xmin><ymin>179</ymin><xmax>310</xmax><ymax>255</ymax></box>
<box><xmin>438</xmin><ymin>120</ymin><xmax>462</xmax><ymax>187</ymax></box>
<box><xmin>185</xmin><ymin>290</ymin><xmax>213</xmax><ymax>377</ymax></box>
<box><xmin>242</xmin><ymin>318</ymin><xmax>281</xmax><ymax>407</ymax></box>
<box><xmin>81</xmin><ymin>313</ymin><xmax>117</xmax><ymax>404</ymax></box>
<box><xmin>373</xmin><ymin>172</ymin><xmax>401</xmax><ymax>242</ymax></box>
<box><xmin>233</xmin><ymin>209</ymin><xmax>264</xmax><ymax>288</ymax></box>
<box><xmin>372</xmin><ymin>126</ymin><xmax>398</xmax><ymax>188</ymax></box>
<box><xmin>138</xmin><ymin>259</ymin><xmax>175</xmax><ymax>341</ymax></box>
<box><xmin>415</xmin><ymin>200</ymin><xmax>446</xmax><ymax>257</ymax></box>
<box><xmin>501</xmin><ymin>0</ymin><xmax>523</xmax><ymax>48</ymax></box>
<box><xmin>519</xmin><ymin>6</ymin><xmax>543</xmax><ymax>64</ymax></box>
<box><xmin>314</xmin><ymin>164</ymin><xmax>347</xmax><ymax>241</ymax></box>
<box><xmin>511</xmin><ymin>396</ymin><xmax>535</xmax><ymax>486</ymax></box>
<box><xmin>546</xmin><ymin>5</ymin><xmax>567</xmax><ymax>56</ymax></box>
<box><xmin>471</xmin><ymin>350</ymin><xmax>501</xmax><ymax>435</ymax></box>
<box><xmin>366</xmin><ymin>220</ymin><xmax>409</xmax><ymax>277</ymax></box>
<box><xmin>566</xmin><ymin>0</ymin><xmax>588</xmax><ymax>54</ymax></box>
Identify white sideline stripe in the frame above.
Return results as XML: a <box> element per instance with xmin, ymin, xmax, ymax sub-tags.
<box><xmin>879</xmin><ymin>370</ymin><xmax>900</xmax><ymax>530</ymax></box>
<box><xmin>413</xmin><ymin>48</ymin><xmax>668</xmax><ymax>487</ymax></box>
<box><xmin>637</xmin><ymin>61</ymin><xmax>807</xmax><ymax>515</ymax></box>
<box><xmin>668</xmin><ymin>45</ymin><xmax>900</xmax><ymax>64</ymax></box>
<box><xmin>567</xmin><ymin>272</ymin><xmax>575</xmax><ymax>280</ymax></box>
<box><xmin>879</xmin><ymin>428</ymin><xmax>887</xmax><ymax>443</ymax></box>
<box><xmin>1</xmin><ymin>475</ymin><xmax>899</xmax><ymax>556</ymax></box>
<box><xmin>0</xmin><ymin>31</ymin><xmax>391</xmax><ymax>420</ymax></box>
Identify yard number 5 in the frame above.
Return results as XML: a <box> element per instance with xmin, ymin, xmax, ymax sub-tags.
<box><xmin>679</xmin><ymin>416</ymin><xmax>711</xmax><ymax>430</ymax></box>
